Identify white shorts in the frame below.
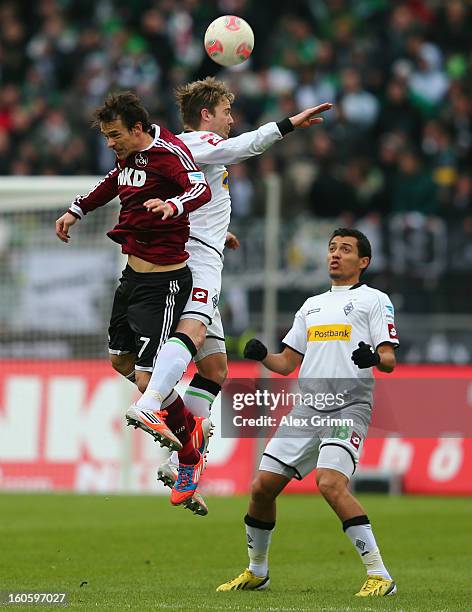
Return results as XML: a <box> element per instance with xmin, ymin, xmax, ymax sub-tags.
<box><xmin>183</xmin><ymin>238</ymin><xmax>226</xmax><ymax>361</ymax></box>
<box><xmin>260</xmin><ymin>403</ymin><xmax>371</xmax><ymax>481</ymax></box>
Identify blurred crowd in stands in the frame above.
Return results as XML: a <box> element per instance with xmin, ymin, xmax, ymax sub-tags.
<box><xmin>0</xmin><ymin>0</ymin><xmax>471</xmax><ymax>222</ymax></box>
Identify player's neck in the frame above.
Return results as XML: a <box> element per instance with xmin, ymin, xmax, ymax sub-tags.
<box><xmin>330</xmin><ymin>277</ymin><xmax>361</xmax><ymax>290</ymax></box>
<box><xmin>137</xmin><ymin>132</ymin><xmax>154</xmax><ymax>150</ymax></box>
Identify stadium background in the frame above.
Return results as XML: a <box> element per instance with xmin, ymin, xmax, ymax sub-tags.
<box><xmin>0</xmin><ymin>2</ymin><xmax>471</xmax><ymax>502</ymax></box>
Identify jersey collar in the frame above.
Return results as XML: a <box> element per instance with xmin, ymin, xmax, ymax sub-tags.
<box><xmin>330</xmin><ymin>282</ymin><xmax>364</xmax><ymax>292</ymax></box>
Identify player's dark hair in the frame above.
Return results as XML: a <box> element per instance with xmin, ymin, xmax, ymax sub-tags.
<box><xmin>93</xmin><ymin>91</ymin><xmax>151</xmax><ymax>132</ymax></box>
<box><xmin>329</xmin><ymin>228</ymin><xmax>372</xmax><ymax>274</ymax></box>
<box><xmin>175</xmin><ymin>77</ymin><xmax>235</xmax><ymax>130</ymax></box>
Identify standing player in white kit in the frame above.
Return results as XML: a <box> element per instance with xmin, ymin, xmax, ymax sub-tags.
<box><xmin>130</xmin><ymin>77</ymin><xmax>332</xmax><ymax>506</ymax></box>
<box><xmin>217</xmin><ymin>228</ymin><xmax>400</xmax><ymax>597</ymax></box>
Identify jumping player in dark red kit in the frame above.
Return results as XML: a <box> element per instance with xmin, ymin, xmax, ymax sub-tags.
<box><xmin>55</xmin><ymin>92</ymin><xmax>211</xmax><ymax>514</ymax></box>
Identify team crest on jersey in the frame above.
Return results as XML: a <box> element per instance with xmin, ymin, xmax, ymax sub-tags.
<box><xmin>192</xmin><ymin>288</ymin><xmax>208</xmax><ymax>303</ymax></box>
<box><xmin>343</xmin><ymin>301</ymin><xmax>354</xmax><ymax>316</ymax></box>
<box><xmin>135</xmin><ymin>152</ymin><xmax>148</xmax><ymax>167</ymax></box>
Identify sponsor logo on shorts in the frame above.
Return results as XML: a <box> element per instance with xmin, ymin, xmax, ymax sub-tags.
<box><xmin>212</xmin><ymin>293</ymin><xmax>219</xmax><ymax>309</ymax></box>
<box><xmin>343</xmin><ymin>301</ymin><xmax>354</xmax><ymax>316</ymax></box>
<box><xmin>307</xmin><ymin>324</ymin><xmax>352</xmax><ymax>342</ymax></box>
<box><xmin>187</xmin><ymin>171</ymin><xmax>206</xmax><ymax>184</ymax></box>
<box><xmin>192</xmin><ymin>288</ymin><xmax>208</xmax><ymax>303</ymax></box>
<box><xmin>307</xmin><ymin>308</ymin><xmax>321</xmax><ymax>315</ymax></box>
<box><xmin>388</xmin><ymin>323</ymin><xmax>398</xmax><ymax>339</ymax></box>
<box><xmin>350</xmin><ymin>431</ymin><xmax>361</xmax><ymax>449</ymax></box>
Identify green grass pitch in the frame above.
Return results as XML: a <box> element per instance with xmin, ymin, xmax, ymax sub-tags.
<box><xmin>0</xmin><ymin>493</ymin><xmax>470</xmax><ymax>611</ymax></box>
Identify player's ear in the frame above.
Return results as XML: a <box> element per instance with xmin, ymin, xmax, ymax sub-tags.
<box><xmin>359</xmin><ymin>256</ymin><xmax>370</xmax><ymax>271</ymax></box>
<box><xmin>201</xmin><ymin>108</ymin><xmax>211</xmax><ymax>122</ymax></box>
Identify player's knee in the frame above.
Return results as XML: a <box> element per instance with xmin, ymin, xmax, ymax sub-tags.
<box><xmin>316</xmin><ymin>469</ymin><xmax>348</xmax><ymax>502</ymax></box>
<box><xmin>251</xmin><ymin>476</ymin><xmax>278</xmax><ymax>506</ymax></box>
<box><xmin>109</xmin><ymin>353</ymin><xmax>135</xmax><ymax>377</ymax></box>
<box><xmin>176</xmin><ymin>319</ymin><xmax>206</xmax><ymax>350</ymax></box>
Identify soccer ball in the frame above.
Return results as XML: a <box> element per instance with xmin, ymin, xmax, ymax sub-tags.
<box><xmin>204</xmin><ymin>15</ymin><xmax>254</xmax><ymax>67</ymax></box>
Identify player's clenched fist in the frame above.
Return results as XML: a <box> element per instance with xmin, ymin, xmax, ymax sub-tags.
<box><xmin>351</xmin><ymin>341</ymin><xmax>380</xmax><ymax>369</ymax></box>
<box><xmin>143</xmin><ymin>198</ymin><xmax>176</xmax><ymax>220</ymax></box>
<box><xmin>243</xmin><ymin>338</ymin><xmax>268</xmax><ymax>361</ymax></box>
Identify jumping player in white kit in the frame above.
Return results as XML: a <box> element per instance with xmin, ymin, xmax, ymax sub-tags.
<box><xmin>129</xmin><ymin>77</ymin><xmax>332</xmax><ymax>507</ymax></box>
<box><xmin>216</xmin><ymin>228</ymin><xmax>400</xmax><ymax>597</ymax></box>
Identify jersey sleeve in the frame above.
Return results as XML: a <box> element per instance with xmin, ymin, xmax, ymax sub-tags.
<box><xmin>68</xmin><ymin>168</ymin><xmax>119</xmax><ymax>218</ymax></box>
<box><xmin>158</xmin><ymin>143</ymin><xmax>212</xmax><ymax>216</ymax></box>
<box><xmin>368</xmin><ymin>293</ymin><xmax>400</xmax><ymax>349</ymax></box>
<box><xmin>282</xmin><ymin>307</ymin><xmax>307</xmax><ymax>356</ymax></box>
<box><xmin>189</xmin><ymin>122</ymin><xmax>284</xmax><ymax>166</ymax></box>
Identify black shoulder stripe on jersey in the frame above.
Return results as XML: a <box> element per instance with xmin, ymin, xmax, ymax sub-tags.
<box><xmin>262</xmin><ymin>453</ymin><xmax>303</xmax><ymax>481</ymax></box>
<box><xmin>281</xmin><ymin>342</ymin><xmax>305</xmax><ymax>357</ymax></box>
<box><xmin>349</xmin><ymin>282</ymin><xmax>364</xmax><ymax>290</ymax></box>
<box><xmin>319</xmin><ymin>442</ymin><xmax>357</xmax><ymax>473</ymax></box>
<box><xmin>205</xmin><ymin>335</ymin><xmax>225</xmax><ymax>342</ymax></box>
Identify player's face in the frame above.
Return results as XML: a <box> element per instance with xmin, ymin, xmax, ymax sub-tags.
<box><xmin>207</xmin><ymin>99</ymin><xmax>234</xmax><ymax>139</ymax></box>
<box><xmin>101</xmin><ymin>119</ymin><xmax>142</xmax><ymax>160</ymax></box>
<box><xmin>327</xmin><ymin>236</ymin><xmax>368</xmax><ymax>283</ymax></box>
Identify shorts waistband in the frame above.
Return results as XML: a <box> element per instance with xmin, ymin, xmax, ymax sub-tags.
<box><xmin>122</xmin><ymin>264</ymin><xmax>190</xmax><ymax>282</ymax></box>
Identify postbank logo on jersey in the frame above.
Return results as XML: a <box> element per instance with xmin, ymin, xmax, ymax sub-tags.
<box><xmin>307</xmin><ymin>324</ymin><xmax>352</xmax><ymax>342</ymax></box>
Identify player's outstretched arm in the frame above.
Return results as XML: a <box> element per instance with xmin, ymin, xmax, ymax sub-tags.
<box><xmin>55</xmin><ymin>211</ymin><xmax>78</xmax><ymax>243</ymax></box>
<box><xmin>289</xmin><ymin>102</ymin><xmax>333</xmax><ymax>129</ymax></box>
<box><xmin>244</xmin><ymin>339</ymin><xmax>302</xmax><ymax>375</ymax></box>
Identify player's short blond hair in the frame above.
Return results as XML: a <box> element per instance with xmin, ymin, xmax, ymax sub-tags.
<box><xmin>175</xmin><ymin>77</ymin><xmax>235</xmax><ymax>130</ymax></box>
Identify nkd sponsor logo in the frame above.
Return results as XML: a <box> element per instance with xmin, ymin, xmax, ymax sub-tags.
<box><xmin>307</xmin><ymin>324</ymin><xmax>352</xmax><ymax>342</ymax></box>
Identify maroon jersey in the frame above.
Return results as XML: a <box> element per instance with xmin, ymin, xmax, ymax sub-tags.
<box><xmin>68</xmin><ymin>124</ymin><xmax>211</xmax><ymax>264</ymax></box>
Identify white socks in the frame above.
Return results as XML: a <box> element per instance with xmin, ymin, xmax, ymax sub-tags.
<box><xmin>137</xmin><ymin>335</ymin><xmax>196</xmax><ymax>412</ymax></box>
<box><xmin>343</xmin><ymin>515</ymin><xmax>391</xmax><ymax>579</ymax></box>
<box><xmin>184</xmin><ymin>373</ymin><xmax>221</xmax><ymax>418</ymax></box>
<box><xmin>244</xmin><ymin>514</ymin><xmax>274</xmax><ymax>578</ymax></box>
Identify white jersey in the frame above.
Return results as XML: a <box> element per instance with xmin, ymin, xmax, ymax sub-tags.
<box><xmin>283</xmin><ymin>284</ymin><xmax>399</xmax><ymax>407</ymax></box>
<box><xmin>178</xmin><ymin>122</ymin><xmax>283</xmax><ymax>253</ymax></box>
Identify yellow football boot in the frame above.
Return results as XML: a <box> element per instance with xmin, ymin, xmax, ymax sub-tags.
<box><xmin>216</xmin><ymin>569</ymin><xmax>269</xmax><ymax>591</ymax></box>
<box><xmin>355</xmin><ymin>574</ymin><xmax>397</xmax><ymax>596</ymax></box>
